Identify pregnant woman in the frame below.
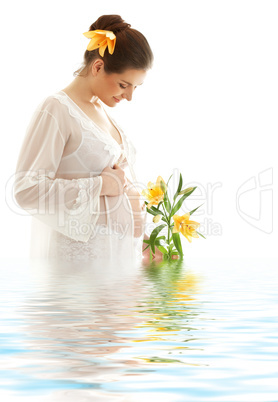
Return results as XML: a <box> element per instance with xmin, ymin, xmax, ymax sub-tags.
<box><xmin>14</xmin><ymin>14</ymin><xmax>153</xmax><ymax>263</ymax></box>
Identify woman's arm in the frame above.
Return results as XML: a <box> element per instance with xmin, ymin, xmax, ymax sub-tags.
<box><xmin>14</xmin><ymin>107</ymin><xmax>103</xmax><ymax>243</ymax></box>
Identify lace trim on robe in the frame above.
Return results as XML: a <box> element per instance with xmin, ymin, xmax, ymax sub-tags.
<box><xmin>53</xmin><ymin>92</ymin><xmax>137</xmax><ymax>181</ymax></box>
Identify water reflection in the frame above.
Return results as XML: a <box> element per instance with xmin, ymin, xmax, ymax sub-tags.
<box><xmin>24</xmin><ymin>259</ymin><xmax>202</xmax><ymax>359</ymax></box>
<box><xmin>21</xmin><ymin>259</ymin><xmax>149</xmax><ymax>365</ymax></box>
<box><xmin>1</xmin><ymin>258</ymin><xmax>204</xmax><ymax>399</ymax></box>
<box><xmin>3</xmin><ymin>258</ymin><xmax>278</xmax><ymax>401</ymax></box>
<box><xmin>131</xmin><ymin>260</ymin><xmax>204</xmax><ymax>364</ymax></box>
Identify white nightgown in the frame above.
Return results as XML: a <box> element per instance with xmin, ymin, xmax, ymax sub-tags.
<box><xmin>14</xmin><ymin>91</ymin><xmax>146</xmax><ymax>263</ymax></box>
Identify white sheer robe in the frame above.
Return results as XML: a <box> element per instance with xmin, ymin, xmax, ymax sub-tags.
<box><xmin>14</xmin><ymin>91</ymin><xmax>146</xmax><ymax>263</ymax></box>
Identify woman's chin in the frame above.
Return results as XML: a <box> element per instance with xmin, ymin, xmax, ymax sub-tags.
<box><xmin>102</xmin><ymin>98</ymin><xmax>118</xmax><ymax>108</ymax></box>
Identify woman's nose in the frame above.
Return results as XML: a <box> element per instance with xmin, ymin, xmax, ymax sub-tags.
<box><xmin>122</xmin><ymin>87</ymin><xmax>134</xmax><ymax>101</ymax></box>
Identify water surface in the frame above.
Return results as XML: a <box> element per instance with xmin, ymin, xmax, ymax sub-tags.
<box><xmin>1</xmin><ymin>257</ymin><xmax>277</xmax><ymax>401</ymax></box>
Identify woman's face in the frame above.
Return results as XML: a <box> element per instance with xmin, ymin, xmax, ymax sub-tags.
<box><xmin>92</xmin><ymin>62</ymin><xmax>147</xmax><ymax>107</ymax></box>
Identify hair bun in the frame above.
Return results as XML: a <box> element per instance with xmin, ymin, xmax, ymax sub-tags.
<box><xmin>89</xmin><ymin>15</ymin><xmax>131</xmax><ymax>33</ymax></box>
<box><xmin>75</xmin><ymin>14</ymin><xmax>153</xmax><ymax>77</ymax></box>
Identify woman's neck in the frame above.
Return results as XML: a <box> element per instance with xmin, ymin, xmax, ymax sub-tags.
<box><xmin>62</xmin><ymin>75</ymin><xmax>99</xmax><ymax>105</ymax></box>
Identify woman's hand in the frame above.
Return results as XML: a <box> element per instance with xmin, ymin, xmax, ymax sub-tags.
<box><xmin>100</xmin><ymin>163</ymin><xmax>127</xmax><ymax>196</ymax></box>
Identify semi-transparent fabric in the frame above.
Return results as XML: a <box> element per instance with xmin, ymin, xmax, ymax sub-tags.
<box><xmin>14</xmin><ymin>91</ymin><xmax>146</xmax><ymax>263</ymax></box>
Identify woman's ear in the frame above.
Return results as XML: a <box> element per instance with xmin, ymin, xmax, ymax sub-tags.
<box><xmin>91</xmin><ymin>59</ymin><xmax>104</xmax><ymax>76</ymax></box>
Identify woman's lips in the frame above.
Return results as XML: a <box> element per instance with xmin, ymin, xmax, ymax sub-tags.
<box><xmin>113</xmin><ymin>97</ymin><xmax>120</xmax><ymax>103</ymax></box>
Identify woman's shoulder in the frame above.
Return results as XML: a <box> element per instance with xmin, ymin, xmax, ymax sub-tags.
<box><xmin>32</xmin><ymin>91</ymin><xmax>81</xmax><ymax>133</ymax></box>
<box><xmin>35</xmin><ymin>91</ymin><xmax>67</xmax><ymax>115</ymax></box>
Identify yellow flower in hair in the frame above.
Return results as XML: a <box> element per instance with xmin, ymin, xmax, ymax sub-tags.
<box><xmin>83</xmin><ymin>30</ymin><xmax>116</xmax><ymax>57</ymax></box>
<box><xmin>141</xmin><ymin>176</ymin><xmax>167</xmax><ymax>209</ymax></box>
<box><xmin>172</xmin><ymin>213</ymin><xmax>200</xmax><ymax>243</ymax></box>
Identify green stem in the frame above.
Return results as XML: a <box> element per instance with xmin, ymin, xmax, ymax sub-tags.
<box><xmin>167</xmin><ymin>200</ymin><xmax>175</xmax><ymax>260</ymax></box>
<box><xmin>167</xmin><ymin>226</ymin><xmax>171</xmax><ymax>259</ymax></box>
<box><xmin>162</xmin><ymin>203</ymin><xmax>168</xmax><ymax>223</ymax></box>
<box><xmin>162</xmin><ymin>202</ymin><xmax>172</xmax><ymax>259</ymax></box>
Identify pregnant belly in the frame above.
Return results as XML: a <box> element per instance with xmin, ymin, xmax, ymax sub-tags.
<box><xmin>97</xmin><ymin>191</ymin><xmax>146</xmax><ymax>238</ymax></box>
<box><xmin>124</xmin><ymin>184</ymin><xmax>146</xmax><ymax>238</ymax></box>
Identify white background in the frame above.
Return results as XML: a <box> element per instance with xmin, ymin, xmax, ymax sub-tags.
<box><xmin>1</xmin><ymin>0</ymin><xmax>277</xmax><ymax>263</ymax></box>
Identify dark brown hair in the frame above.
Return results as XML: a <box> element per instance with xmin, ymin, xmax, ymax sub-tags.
<box><xmin>75</xmin><ymin>15</ymin><xmax>154</xmax><ymax>76</ymax></box>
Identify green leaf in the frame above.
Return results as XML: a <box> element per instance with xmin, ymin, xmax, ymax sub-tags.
<box><xmin>189</xmin><ymin>203</ymin><xmax>204</xmax><ymax>216</ymax></box>
<box><xmin>172</xmin><ymin>232</ymin><xmax>183</xmax><ymax>258</ymax></box>
<box><xmin>160</xmin><ymin>178</ymin><xmax>167</xmax><ymax>193</ymax></box>
<box><xmin>178</xmin><ymin>186</ymin><xmax>196</xmax><ymax>196</ymax></box>
<box><xmin>143</xmin><ymin>236</ymin><xmax>166</xmax><ymax>252</ymax></box>
<box><xmin>196</xmin><ymin>231</ymin><xmax>206</xmax><ymax>239</ymax></box>
<box><xmin>149</xmin><ymin>248</ymin><xmax>153</xmax><ymax>261</ymax></box>
<box><xmin>166</xmin><ymin>174</ymin><xmax>173</xmax><ymax>186</ymax></box>
<box><xmin>145</xmin><ymin>203</ymin><xmax>165</xmax><ymax>217</ymax></box>
<box><xmin>157</xmin><ymin>245</ymin><xmax>168</xmax><ymax>254</ymax></box>
<box><xmin>164</xmin><ymin>191</ymin><xmax>171</xmax><ymax>213</ymax></box>
<box><xmin>150</xmin><ymin>205</ymin><xmax>165</xmax><ymax>215</ymax></box>
<box><xmin>156</xmin><ymin>236</ymin><xmax>166</xmax><ymax>241</ymax></box>
<box><xmin>173</xmin><ymin>173</ymin><xmax>183</xmax><ymax>202</ymax></box>
<box><xmin>149</xmin><ymin>224</ymin><xmax>167</xmax><ymax>254</ymax></box>
<box><xmin>155</xmin><ymin>238</ymin><xmax>166</xmax><ymax>248</ymax></box>
<box><xmin>145</xmin><ymin>208</ymin><xmax>157</xmax><ymax>217</ymax></box>
<box><xmin>170</xmin><ymin>187</ymin><xmax>197</xmax><ymax>217</ymax></box>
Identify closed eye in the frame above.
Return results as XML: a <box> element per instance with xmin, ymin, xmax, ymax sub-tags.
<box><xmin>120</xmin><ymin>83</ymin><xmax>138</xmax><ymax>90</ymax></box>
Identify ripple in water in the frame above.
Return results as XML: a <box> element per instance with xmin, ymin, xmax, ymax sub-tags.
<box><xmin>0</xmin><ymin>257</ymin><xmax>278</xmax><ymax>401</ymax></box>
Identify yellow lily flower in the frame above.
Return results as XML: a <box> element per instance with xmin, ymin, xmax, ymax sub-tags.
<box><xmin>141</xmin><ymin>176</ymin><xmax>167</xmax><ymax>209</ymax></box>
<box><xmin>172</xmin><ymin>213</ymin><xmax>200</xmax><ymax>243</ymax></box>
<box><xmin>83</xmin><ymin>30</ymin><xmax>116</xmax><ymax>57</ymax></box>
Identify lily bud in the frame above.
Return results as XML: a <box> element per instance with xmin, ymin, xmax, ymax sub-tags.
<box><xmin>153</xmin><ymin>214</ymin><xmax>162</xmax><ymax>223</ymax></box>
